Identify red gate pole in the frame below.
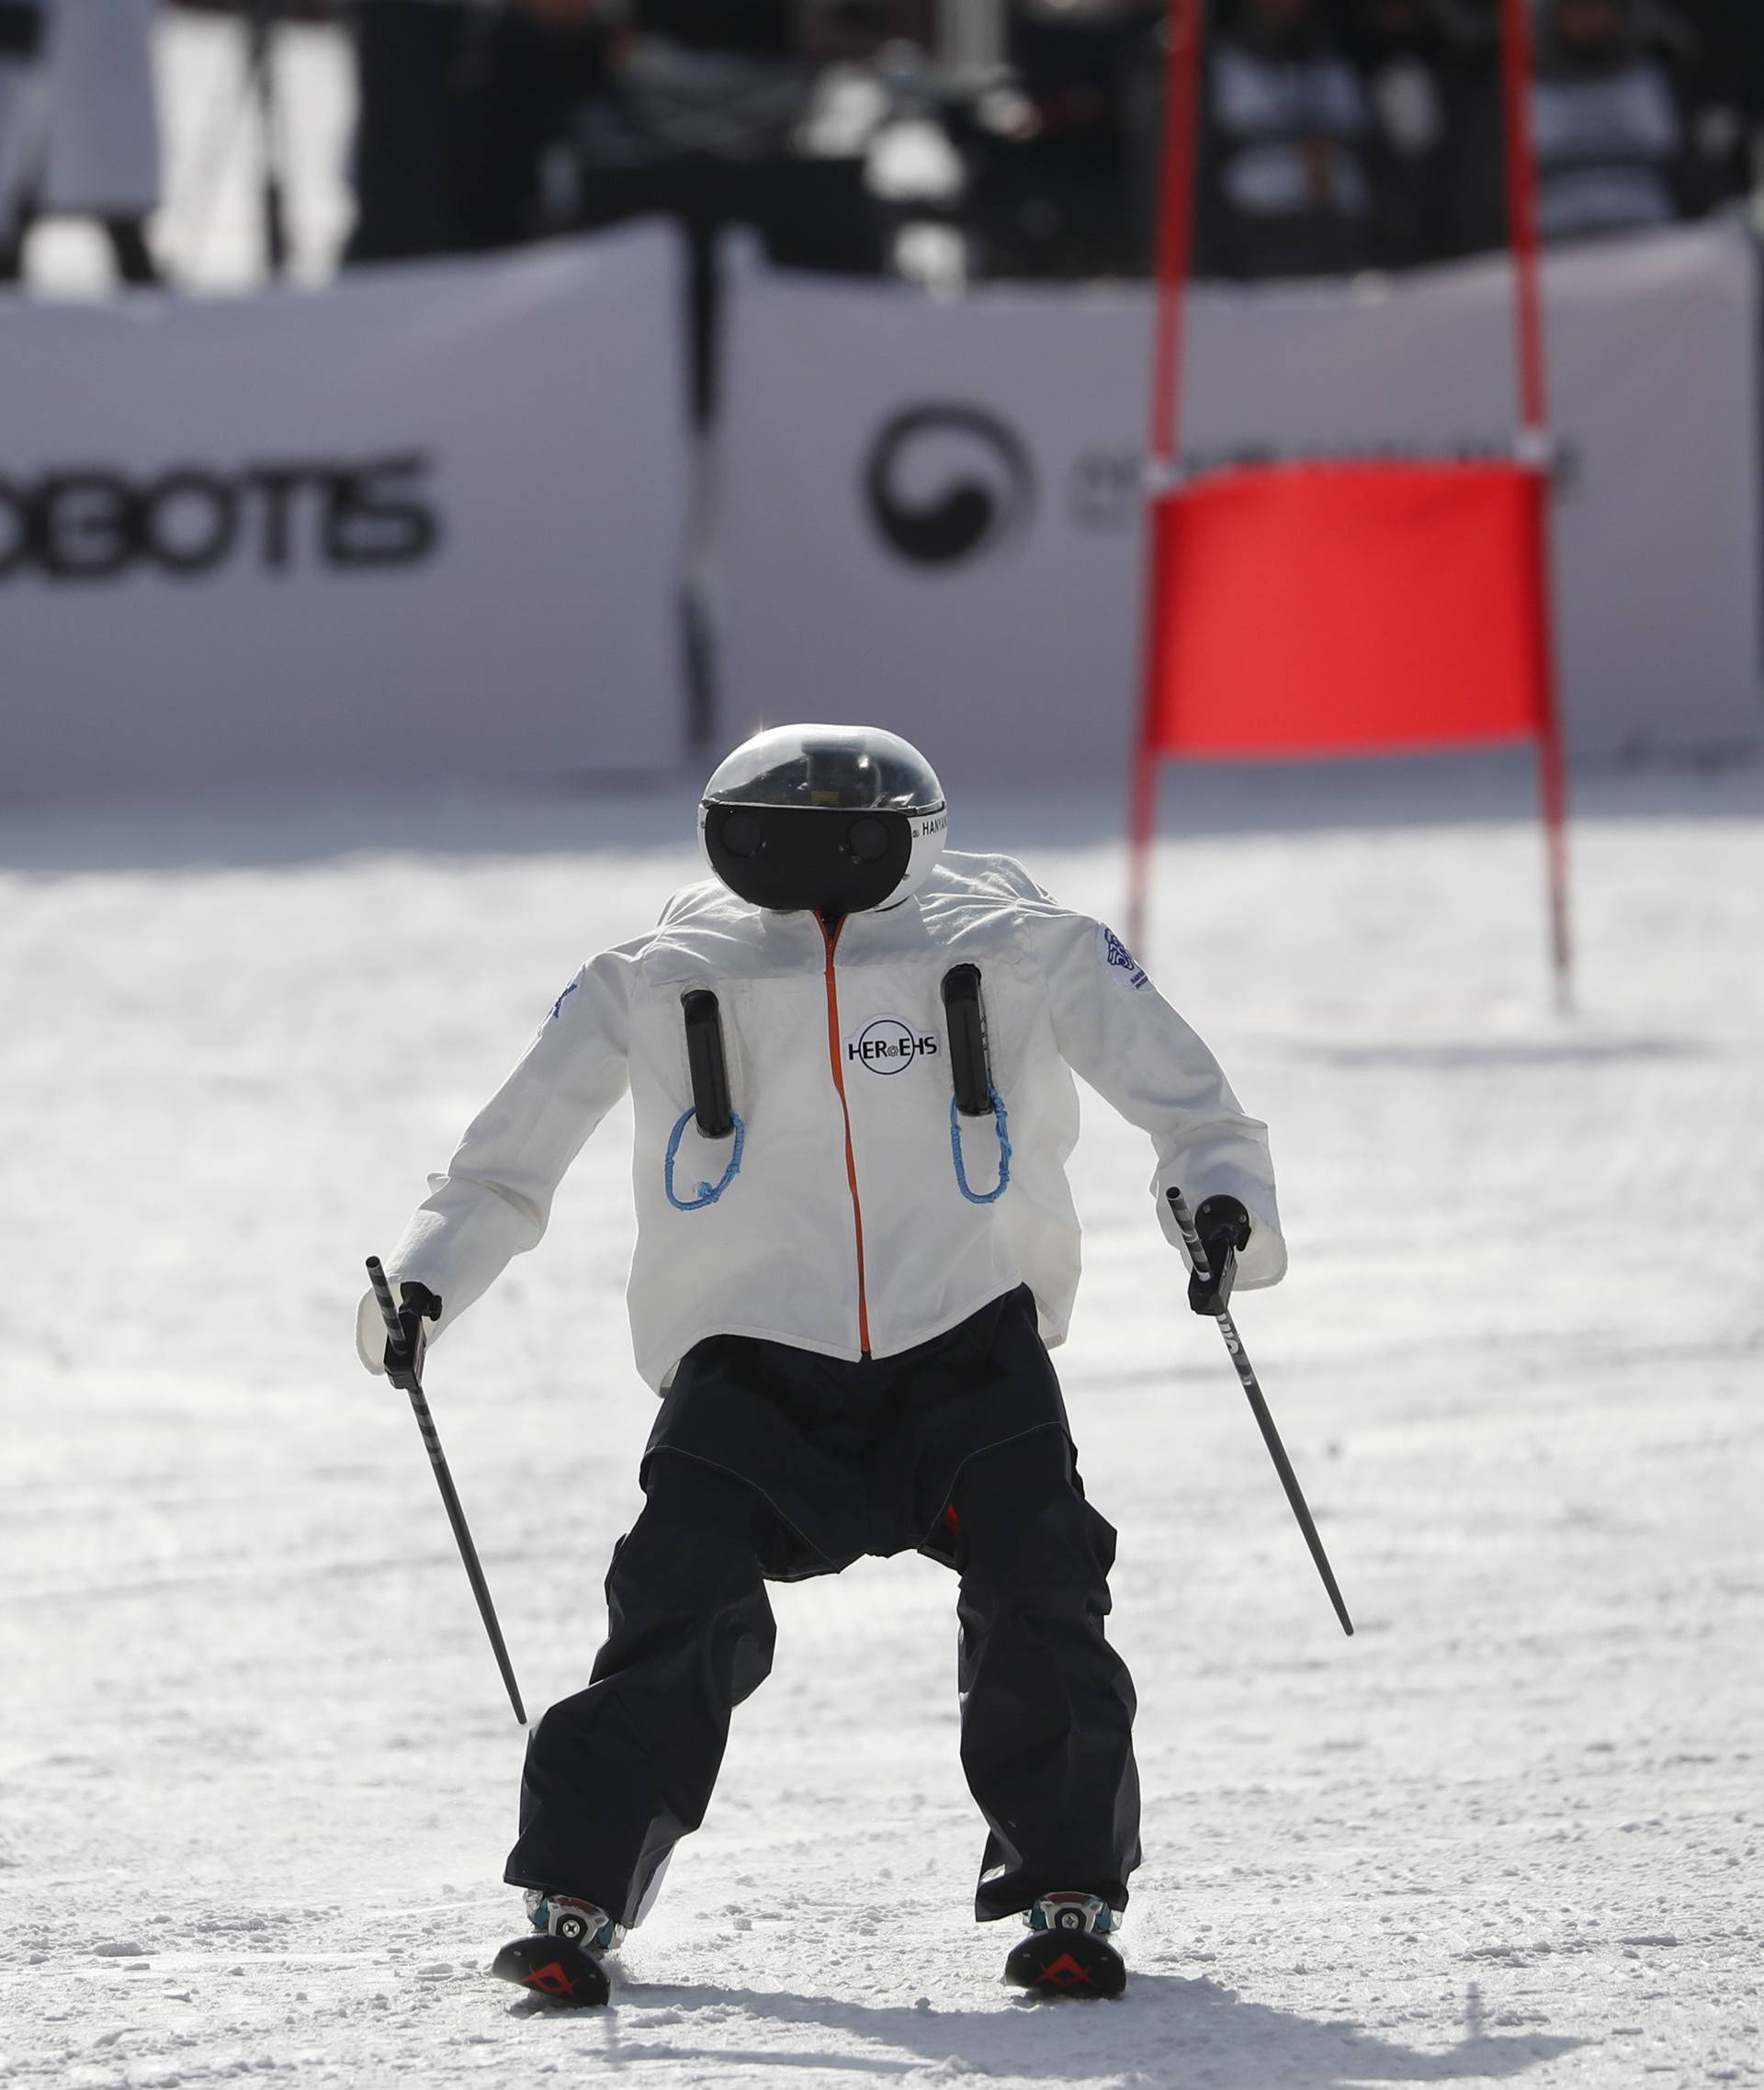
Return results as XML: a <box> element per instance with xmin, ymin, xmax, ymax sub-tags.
<box><xmin>1498</xmin><ymin>0</ymin><xmax>1575</xmax><ymax>1012</ymax></box>
<box><xmin>1128</xmin><ymin>0</ymin><xmax>1204</xmax><ymax>954</ymax></box>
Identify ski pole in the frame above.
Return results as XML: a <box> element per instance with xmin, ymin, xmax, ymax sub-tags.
<box><xmin>1166</xmin><ymin>1191</ymin><xmax>1353</xmax><ymax>1637</ymax></box>
<box><xmin>367</xmin><ymin>1256</ymin><xmax>528</xmax><ymax>1724</ymax></box>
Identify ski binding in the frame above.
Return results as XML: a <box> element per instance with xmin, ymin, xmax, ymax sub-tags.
<box><xmin>1003</xmin><ymin>1892</ymin><xmax>1126</xmax><ymax>2000</ymax></box>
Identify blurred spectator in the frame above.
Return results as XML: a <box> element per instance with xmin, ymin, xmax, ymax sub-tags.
<box><xmin>345</xmin><ymin>0</ymin><xmax>486</xmax><ymax>263</ymax></box>
<box><xmin>1453</xmin><ymin>0</ymin><xmax>1706</xmax><ymax>250</ymax></box>
<box><xmin>1675</xmin><ymin>0</ymin><xmax>1764</xmax><ymax>123</ymax></box>
<box><xmin>569</xmin><ymin>0</ymin><xmax>818</xmax><ymax>206</ymax></box>
<box><xmin>447</xmin><ymin>0</ymin><xmax>878</xmax><ymax>264</ymax></box>
<box><xmin>327</xmin><ymin>0</ymin><xmax>1755</xmax><ymax>295</ymax></box>
<box><xmin>447</xmin><ymin>0</ymin><xmax>612</xmax><ymax>254</ymax></box>
<box><xmin>343</xmin><ymin>0</ymin><xmax>891</xmax><ymax>299</ymax></box>
<box><xmin>549</xmin><ymin>0</ymin><xmax>885</xmax><ymax>412</ymax></box>
<box><xmin>0</xmin><ymin>0</ymin><xmax>161</xmax><ymax>286</ymax></box>
<box><xmin>1641</xmin><ymin>0</ymin><xmax>1756</xmax><ymax>209</ymax></box>
<box><xmin>1342</xmin><ymin>0</ymin><xmax>1461</xmax><ymax>265</ymax></box>
<box><xmin>0</xmin><ymin>3</ymin><xmax>46</xmax><ymax>270</ymax></box>
<box><xmin>967</xmin><ymin>0</ymin><xmax>1158</xmax><ymax>280</ymax></box>
<box><xmin>1127</xmin><ymin>0</ymin><xmax>1381</xmax><ymax>280</ymax></box>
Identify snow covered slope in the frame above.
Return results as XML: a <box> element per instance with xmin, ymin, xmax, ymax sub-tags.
<box><xmin>1</xmin><ymin>761</ymin><xmax>1758</xmax><ymax>2087</ymax></box>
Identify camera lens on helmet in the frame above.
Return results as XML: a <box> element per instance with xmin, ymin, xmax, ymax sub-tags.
<box><xmin>721</xmin><ymin>810</ymin><xmax>763</xmax><ymax>858</ymax></box>
<box><xmin>845</xmin><ymin>817</ymin><xmax>889</xmax><ymax>864</ymax></box>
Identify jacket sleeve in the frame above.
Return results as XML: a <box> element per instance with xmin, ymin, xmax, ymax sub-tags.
<box><xmin>356</xmin><ymin>941</ymin><xmax>640</xmax><ymax>1366</ymax></box>
<box><xmin>1027</xmin><ymin>909</ymin><xmax>1287</xmax><ymax>1288</ymax></box>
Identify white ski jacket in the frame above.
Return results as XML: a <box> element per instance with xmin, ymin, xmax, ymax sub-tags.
<box><xmin>358</xmin><ymin>852</ymin><xmax>1285</xmax><ymax>1391</ymax></box>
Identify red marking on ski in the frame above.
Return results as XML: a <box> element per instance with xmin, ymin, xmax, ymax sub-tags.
<box><xmin>523</xmin><ymin>1960</ymin><xmax>578</xmax><ymax>1997</ymax></box>
<box><xmin>1038</xmin><ymin>1953</ymin><xmax>1095</xmax><ymax>1988</ymax></box>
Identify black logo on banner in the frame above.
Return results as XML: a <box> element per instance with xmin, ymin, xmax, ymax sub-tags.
<box><xmin>1065</xmin><ymin>438</ymin><xmax>1584</xmax><ymax>534</ymax></box>
<box><xmin>864</xmin><ymin>405</ymin><xmax>1035</xmax><ymax>568</ymax></box>
<box><xmin>0</xmin><ymin>452</ymin><xmax>442</xmax><ymax>584</ymax></box>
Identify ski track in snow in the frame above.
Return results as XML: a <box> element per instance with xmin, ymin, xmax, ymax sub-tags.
<box><xmin>2</xmin><ymin>765</ymin><xmax>1759</xmax><ymax>2089</ymax></box>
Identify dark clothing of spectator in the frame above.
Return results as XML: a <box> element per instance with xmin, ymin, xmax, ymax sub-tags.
<box><xmin>448</xmin><ymin>6</ymin><xmax>612</xmax><ymax>254</ymax></box>
<box><xmin>1343</xmin><ymin>0</ymin><xmax>1461</xmax><ymax>266</ymax></box>
<box><xmin>0</xmin><ymin>0</ymin><xmax>40</xmax><ymax>56</ymax></box>
<box><xmin>1640</xmin><ymin>0</ymin><xmax>1752</xmax><ymax>209</ymax></box>
<box><xmin>976</xmin><ymin>5</ymin><xmax>1160</xmax><ymax>280</ymax></box>
<box><xmin>1531</xmin><ymin>55</ymin><xmax>1690</xmax><ymax>240</ymax></box>
<box><xmin>1675</xmin><ymin>0</ymin><xmax>1764</xmax><ymax>119</ymax></box>
<box><xmin>1180</xmin><ymin>0</ymin><xmax>1382</xmax><ymax>280</ymax></box>
<box><xmin>345</xmin><ymin>1</ymin><xmax>478</xmax><ymax>264</ymax></box>
<box><xmin>571</xmin><ymin>83</ymin><xmax>880</xmax><ymax>422</ymax></box>
<box><xmin>633</xmin><ymin>0</ymin><xmax>793</xmax><ymax>57</ymax></box>
<box><xmin>1453</xmin><ymin>1</ymin><xmax>1703</xmax><ymax>253</ymax></box>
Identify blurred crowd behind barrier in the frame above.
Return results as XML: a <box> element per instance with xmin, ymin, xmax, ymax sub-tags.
<box><xmin>0</xmin><ymin>0</ymin><xmax>1760</xmax><ymax>300</ymax></box>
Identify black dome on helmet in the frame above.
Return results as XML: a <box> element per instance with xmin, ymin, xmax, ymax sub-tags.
<box><xmin>700</xmin><ymin>724</ymin><xmax>947</xmax><ymax>916</ymax></box>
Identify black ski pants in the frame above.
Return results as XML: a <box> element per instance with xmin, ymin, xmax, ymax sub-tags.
<box><xmin>504</xmin><ymin>1297</ymin><xmax>1140</xmax><ymax>1929</ymax></box>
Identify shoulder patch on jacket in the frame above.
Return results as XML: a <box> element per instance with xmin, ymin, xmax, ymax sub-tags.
<box><xmin>1096</xmin><ymin>923</ymin><xmax>1149</xmax><ymax>990</ymax></box>
<box><xmin>548</xmin><ymin>980</ymin><xmax>581</xmax><ymax>1022</ymax></box>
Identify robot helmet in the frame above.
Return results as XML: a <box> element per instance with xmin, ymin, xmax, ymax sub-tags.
<box><xmin>700</xmin><ymin>723</ymin><xmax>947</xmax><ymax>917</ymax></box>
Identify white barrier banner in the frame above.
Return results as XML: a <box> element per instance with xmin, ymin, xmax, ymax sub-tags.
<box><xmin>720</xmin><ymin>221</ymin><xmax>1761</xmax><ymax>777</ymax></box>
<box><xmin>1</xmin><ymin>226</ymin><xmax>688</xmax><ymax>798</ymax></box>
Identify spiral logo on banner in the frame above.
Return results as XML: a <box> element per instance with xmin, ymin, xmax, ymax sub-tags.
<box><xmin>863</xmin><ymin>404</ymin><xmax>1035</xmax><ymax>568</ymax></box>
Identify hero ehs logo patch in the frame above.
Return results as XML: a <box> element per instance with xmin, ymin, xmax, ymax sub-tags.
<box><xmin>847</xmin><ymin>1017</ymin><xmax>940</xmax><ymax>1075</ymax></box>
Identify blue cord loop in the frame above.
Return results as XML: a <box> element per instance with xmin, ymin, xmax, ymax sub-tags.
<box><xmin>950</xmin><ymin>1089</ymin><xmax>1011</xmax><ymax>1204</ymax></box>
<box><xmin>664</xmin><ymin>1107</ymin><xmax>745</xmax><ymax>1211</ymax></box>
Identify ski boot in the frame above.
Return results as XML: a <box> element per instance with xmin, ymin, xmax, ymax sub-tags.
<box><xmin>1003</xmin><ymin>1892</ymin><xmax>1126</xmax><ymax>1999</ymax></box>
<box><xmin>492</xmin><ymin>1892</ymin><xmax>623</xmax><ymax>2007</ymax></box>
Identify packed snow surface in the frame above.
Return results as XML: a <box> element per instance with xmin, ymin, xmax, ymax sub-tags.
<box><xmin>2</xmin><ymin>760</ymin><xmax>1759</xmax><ymax>2089</ymax></box>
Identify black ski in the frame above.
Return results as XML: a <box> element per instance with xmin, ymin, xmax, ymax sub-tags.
<box><xmin>491</xmin><ymin>1933</ymin><xmax>610</xmax><ymax>2007</ymax></box>
<box><xmin>1003</xmin><ymin>1928</ymin><xmax>1127</xmax><ymax>1999</ymax></box>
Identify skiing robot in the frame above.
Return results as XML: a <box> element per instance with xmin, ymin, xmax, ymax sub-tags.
<box><xmin>358</xmin><ymin>724</ymin><xmax>1285</xmax><ymax>2004</ymax></box>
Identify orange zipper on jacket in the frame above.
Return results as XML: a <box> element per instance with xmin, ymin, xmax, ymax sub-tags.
<box><xmin>818</xmin><ymin>914</ymin><xmax>872</xmax><ymax>1355</ymax></box>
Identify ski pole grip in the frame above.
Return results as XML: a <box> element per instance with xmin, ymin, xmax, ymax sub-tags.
<box><xmin>367</xmin><ymin>1256</ymin><xmax>402</xmax><ymax>1338</ymax></box>
<box><xmin>1165</xmin><ymin>1188</ymin><xmax>1212</xmax><ymax>1281</ymax></box>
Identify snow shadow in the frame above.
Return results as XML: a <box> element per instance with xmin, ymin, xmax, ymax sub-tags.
<box><xmin>520</xmin><ymin>1972</ymin><xmax>1583</xmax><ymax>2085</ymax></box>
<box><xmin>0</xmin><ymin>751</ymin><xmax>1755</xmax><ymax>876</ymax></box>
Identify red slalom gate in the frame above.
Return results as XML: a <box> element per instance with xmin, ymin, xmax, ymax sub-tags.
<box><xmin>1127</xmin><ymin>0</ymin><xmax>1573</xmax><ymax>1009</ymax></box>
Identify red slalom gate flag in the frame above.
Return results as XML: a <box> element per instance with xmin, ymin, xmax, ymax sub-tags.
<box><xmin>1145</xmin><ymin>458</ymin><xmax>1550</xmax><ymax>757</ymax></box>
